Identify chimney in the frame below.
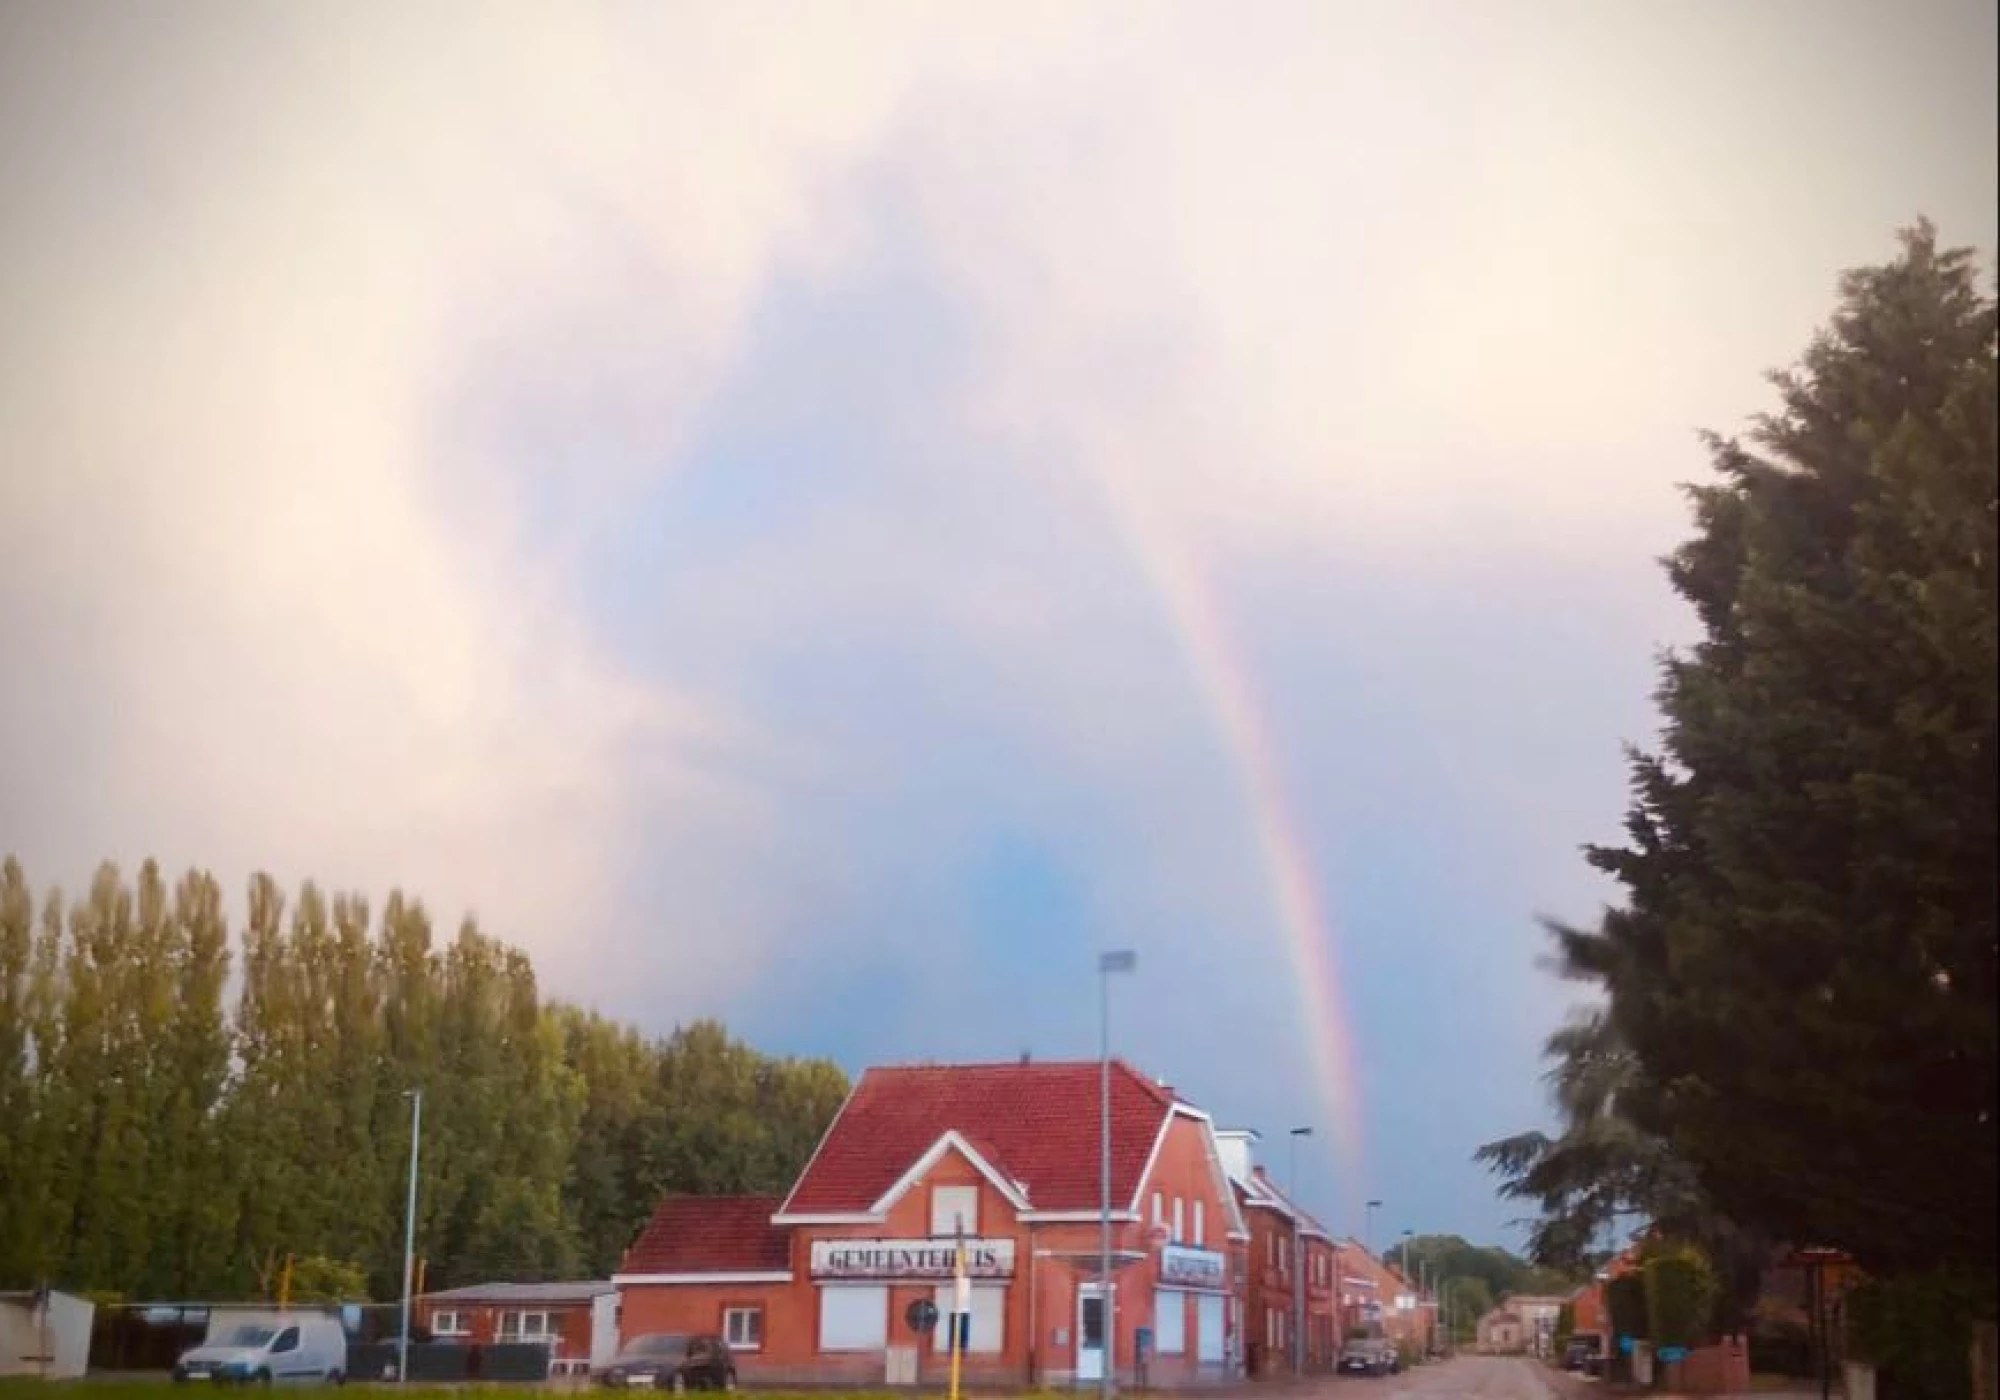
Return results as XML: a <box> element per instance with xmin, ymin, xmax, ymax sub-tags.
<box><xmin>1215</xmin><ymin>1129</ymin><xmax>1259</xmax><ymax>1184</ymax></box>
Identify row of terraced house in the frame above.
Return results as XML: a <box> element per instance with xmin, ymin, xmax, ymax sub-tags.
<box><xmin>417</xmin><ymin>1058</ymin><xmax>1430</xmax><ymax>1389</ymax></box>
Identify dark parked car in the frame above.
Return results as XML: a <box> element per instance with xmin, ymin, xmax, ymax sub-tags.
<box><xmin>1565</xmin><ymin>1336</ymin><xmax>1606</xmax><ymax>1374</ymax></box>
<box><xmin>595</xmin><ymin>1334</ymin><xmax>736</xmax><ymax>1391</ymax></box>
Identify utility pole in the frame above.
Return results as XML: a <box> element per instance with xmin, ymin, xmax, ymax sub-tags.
<box><xmin>398</xmin><ymin>1088</ymin><xmax>423</xmax><ymax>1385</ymax></box>
<box><xmin>1097</xmin><ymin>951</ymin><xmax>1135</xmax><ymax>1400</ymax></box>
<box><xmin>1289</xmin><ymin>1127</ymin><xmax>1312</xmax><ymax>1374</ymax></box>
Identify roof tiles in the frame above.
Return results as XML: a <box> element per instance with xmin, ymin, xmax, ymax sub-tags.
<box><xmin>782</xmin><ymin>1060</ymin><xmax>1178</xmax><ymax>1215</ymax></box>
<box><xmin>622</xmin><ymin>1195</ymin><xmax>790</xmax><ymax>1275</ymax></box>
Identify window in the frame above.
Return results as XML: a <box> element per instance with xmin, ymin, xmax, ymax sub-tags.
<box><xmin>431</xmin><ymin>1311</ymin><xmax>468</xmax><ymax>1337</ymax></box>
<box><xmin>1154</xmin><ymin>1290</ymin><xmax>1185</xmax><ymax>1356</ymax></box>
<box><xmin>501</xmin><ymin>1311</ymin><xmax>552</xmax><ymax>1340</ymax></box>
<box><xmin>930</xmin><ymin>1184</ymin><xmax>979</xmax><ymax>1237</ymax></box>
<box><xmin>1267</xmin><ymin>1233</ymin><xmax>1277</xmax><ymax>1267</ymax></box>
<box><xmin>1171</xmin><ymin>1198</ymin><xmax>1185</xmax><ymax>1244</ymax></box>
<box><xmin>723</xmin><ymin>1308</ymin><xmax>763</xmax><ymax>1351</ymax></box>
<box><xmin>818</xmin><ymin>1287</ymin><xmax>887</xmax><ymax>1352</ymax></box>
<box><xmin>1193</xmin><ymin>1200</ymin><xmax>1205</xmax><ymax>1246</ymax></box>
<box><xmin>932</xmin><ymin>1284</ymin><xmax>1004</xmax><ymax>1355</ymax></box>
<box><xmin>1153</xmin><ymin>1193</ymin><xmax>1164</xmax><ymax>1226</ymax></box>
<box><xmin>1196</xmin><ymin>1294</ymin><xmax>1224</xmax><ymax>1364</ymax></box>
<box><xmin>271</xmin><ymin>1328</ymin><xmax>298</xmax><ymax>1355</ymax></box>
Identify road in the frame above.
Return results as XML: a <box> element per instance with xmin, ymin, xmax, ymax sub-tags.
<box><xmin>1295</xmin><ymin>1355</ymin><xmax>1568</xmax><ymax>1400</ymax></box>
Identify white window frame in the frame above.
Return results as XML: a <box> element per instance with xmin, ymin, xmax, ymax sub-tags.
<box><xmin>500</xmin><ymin>1310</ymin><xmax>553</xmax><ymax>1340</ymax></box>
<box><xmin>723</xmin><ymin>1307</ymin><xmax>763</xmax><ymax>1351</ymax></box>
<box><xmin>931</xmin><ymin>1184</ymin><xmax>980</xmax><ymax>1237</ymax></box>
<box><xmin>818</xmin><ymin>1285</ymin><xmax>887</xmax><ymax>1352</ymax></box>
<box><xmin>431</xmin><ymin>1310</ymin><xmax>469</xmax><ymax>1338</ymax></box>
<box><xmin>1171</xmin><ymin>1198</ymin><xmax>1185</xmax><ymax>1244</ymax></box>
<box><xmin>1155</xmin><ymin>1289</ymin><xmax>1185</xmax><ymax>1356</ymax></box>
<box><xmin>933</xmin><ymin>1283</ymin><xmax>1004</xmax><ymax>1355</ymax></box>
<box><xmin>1193</xmin><ymin>1200</ymin><xmax>1205</xmax><ymax>1246</ymax></box>
<box><xmin>1153</xmin><ymin>1192</ymin><xmax>1164</xmax><ymax>1226</ymax></box>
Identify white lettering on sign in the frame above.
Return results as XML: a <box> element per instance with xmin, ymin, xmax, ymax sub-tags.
<box><xmin>1158</xmin><ymin>1244</ymin><xmax>1228</xmax><ymax>1291</ymax></box>
<box><xmin>810</xmin><ymin>1239</ymin><xmax>1016</xmax><ymax>1280</ymax></box>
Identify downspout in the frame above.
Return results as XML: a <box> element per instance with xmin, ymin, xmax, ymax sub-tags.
<box><xmin>1027</xmin><ymin>1223</ymin><xmax>1038</xmax><ymax>1389</ymax></box>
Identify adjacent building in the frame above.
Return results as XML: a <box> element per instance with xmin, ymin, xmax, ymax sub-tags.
<box><xmin>414</xmin><ymin>1280</ymin><xmax>618</xmax><ymax>1374</ymax></box>
<box><xmin>1215</xmin><ymin>1130</ymin><xmax>1341</xmax><ymax>1376</ymax></box>
<box><xmin>615</xmin><ymin>1060</ymin><xmax>1249</xmax><ymax>1389</ymax></box>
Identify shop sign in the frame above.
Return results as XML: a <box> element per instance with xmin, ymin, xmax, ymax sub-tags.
<box><xmin>1159</xmin><ymin>1244</ymin><xmax>1227</xmax><ymax>1291</ymax></box>
<box><xmin>810</xmin><ymin>1238</ymin><xmax>1015</xmax><ymax>1280</ymax></box>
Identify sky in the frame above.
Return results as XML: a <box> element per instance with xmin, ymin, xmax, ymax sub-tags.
<box><xmin>2</xmin><ymin>0</ymin><xmax>1995</xmax><ymax>1251</ymax></box>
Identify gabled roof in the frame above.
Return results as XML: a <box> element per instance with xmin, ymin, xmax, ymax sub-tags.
<box><xmin>420</xmin><ymin>1280</ymin><xmax>612</xmax><ymax>1305</ymax></box>
<box><xmin>778</xmin><ymin>1060</ymin><xmax>1181</xmax><ymax>1218</ymax></box>
<box><xmin>620</xmin><ymin>1196</ymin><xmax>790</xmax><ymax>1276</ymax></box>
<box><xmin>1233</xmin><ymin>1166</ymin><xmax>1332</xmax><ymax>1240</ymax></box>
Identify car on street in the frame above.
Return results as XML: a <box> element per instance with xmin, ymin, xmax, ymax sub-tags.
<box><xmin>1339</xmin><ymin>1336</ymin><xmax>1394</xmax><ymax>1376</ymax></box>
<box><xmin>595</xmin><ymin>1333</ymin><xmax>737</xmax><ymax>1391</ymax></box>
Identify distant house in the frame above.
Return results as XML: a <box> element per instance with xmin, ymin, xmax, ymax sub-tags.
<box><xmin>414</xmin><ymin>1280</ymin><xmax>617</xmax><ymax>1374</ymax></box>
<box><xmin>1478</xmin><ymin>1295</ymin><xmax>1566</xmax><ymax>1356</ymax></box>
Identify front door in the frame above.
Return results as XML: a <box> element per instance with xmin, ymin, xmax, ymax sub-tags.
<box><xmin>1077</xmin><ymin>1286</ymin><xmax>1106</xmax><ymax>1383</ymax></box>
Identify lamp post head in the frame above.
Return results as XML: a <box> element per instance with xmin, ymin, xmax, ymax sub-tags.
<box><xmin>1098</xmin><ymin>950</ymin><xmax>1137</xmax><ymax>974</ymax></box>
<box><xmin>1289</xmin><ymin>1125</ymin><xmax>1313</xmax><ymax>1138</ymax></box>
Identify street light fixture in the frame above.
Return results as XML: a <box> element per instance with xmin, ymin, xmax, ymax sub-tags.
<box><xmin>1288</xmin><ymin>1127</ymin><xmax>1312</xmax><ymax>1374</ymax></box>
<box><xmin>1364</xmin><ymin>1200</ymin><xmax>1382</xmax><ymax>1258</ymax></box>
<box><xmin>398</xmin><ymin>1088</ymin><xmax>423</xmax><ymax>1386</ymax></box>
<box><xmin>1098</xmin><ymin>950</ymin><xmax>1136</xmax><ymax>1400</ymax></box>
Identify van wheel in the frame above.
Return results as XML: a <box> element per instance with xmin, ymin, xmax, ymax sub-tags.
<box><xmin>328</xmin><ymin>1372</ymin><xmax>344</xmax><ymax>1387</ymax></box>
<box><xmin>254</xmin><ymin>1370</ymin><xmax>273</xmax><ymax>1386</ymax></box>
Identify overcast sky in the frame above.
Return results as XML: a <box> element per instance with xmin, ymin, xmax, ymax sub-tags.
<box><xmin>3</xmin><ymin>0</ymin><xmax>1995</xmax><ymax>1248</ymax></box>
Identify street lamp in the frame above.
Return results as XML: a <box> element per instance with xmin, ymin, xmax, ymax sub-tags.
<box><xmin>398</xmin><ymin>1088</ymin><xmax>423</xmax><ymax>1385</ymax></box>
<box><xmin>1399</xmin><ymin>1228</ymin><xmax>1413</xmax><ymax>1276</ymax></box>
<box><xmin>1098</xmin><ymin>950</ymin><xmax>1136</xmax><ymax>1400</ymax></box>
<box><xmin>1364</xmin><ymin>1200</ymin><xmax>1382</xmax><ymax>1258</ymax></box>
<box><xmin>1288</xmin><ymin>1127</ymin><xmax>1312</xmax><ymax>1374</ymax></box>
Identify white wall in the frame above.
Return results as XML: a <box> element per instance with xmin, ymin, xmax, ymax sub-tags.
<box><xmin>0</xmin><ymin>1292</ymin><xmax>95</xmax><ymax>1379</ymax></box>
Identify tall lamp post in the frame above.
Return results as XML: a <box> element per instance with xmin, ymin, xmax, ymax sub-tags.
<box><xmin>398</xmin><ymin>1088</ymin><xmax>423</xmax><ymax>1385</ymax></box>
<box><xmin>1364</xmin><ymin>1200</ymin><xmax>1382</xmax><ymax>1259</ymax></box>
<box><xmin>1098</xmin><ymin>950</ymin><xmax>1136</xmax><ymax>1400</ymax></box>
<box><xmin>1288</xmin><ymin>1127</ymin><xmax>1312</xmax><ymax>1374</ymax></box>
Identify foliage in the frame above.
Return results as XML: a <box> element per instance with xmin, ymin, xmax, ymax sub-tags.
<box><xmin>1644</xmin><ymin>1245</ymin><xmax>1721</xmax><ymax>1349</ymax></box>
<box><xmin>1846</xmin><ymin>1272</ymin><xmax>1986</xmax><ymax>1400</ymax></box>
<box><xmin>1555</xmin><ymin>1301</ymin><xmax>1577</xmax><ymax>1352</ymax></box>
<box><xmin>286</xmin><ymin>1255</ymin><xmax>371</xmax><ymax>1303</ymax></box>
<box><xmin>1549</xmin><ymin>221</ymin><xmax>1998</xmax><ymax>1278</ymax></box>
<box><xmin>1608</xmin><ymin>1273</ymin><xmax>1650</xmax><ymax>1342</ymax></box>
<box><xmin>0</xmin><ymin>856</ymin><xmax>849</xmax><ymax>1297</ymax></box>
<box><xmin>1443</xmin><ymin>1276</ymin><xmax>1495</xmax><ymax>1341</ymax></box>
<box><xmin>1398</xmin><ymin>1234</ymin><xmax>1574</xmax><ymax>1309</ymax></box>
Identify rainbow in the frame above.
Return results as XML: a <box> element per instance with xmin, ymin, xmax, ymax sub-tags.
<box><xmin>1101</xmin><ymin>476</ymin><xmax>1368</xmax><ymax>1205</ymax></box>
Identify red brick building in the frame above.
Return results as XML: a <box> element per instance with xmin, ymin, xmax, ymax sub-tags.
<box><xmin>414</xmin><ymin>1279</ymin><xmax>616</xmax><ymax>1373</ymax></box>
<box><xmin>615</xmin><ymin>1061</ymin><xmax>1250</xmax><ymax>1389</ymax></box>
<box><xmin>1333</xmin><ymin>1242</ymin><xmax>1432</xmax><ymax>1358</ymax></box>
<box><xmin>1216</xmin><ymin>1130</ymin><xmax>1340</xmax><ymax>1377</ymax></box>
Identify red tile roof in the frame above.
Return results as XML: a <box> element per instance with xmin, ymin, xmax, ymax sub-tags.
<box><xmin>622</xmin><ymin>1195</ymin><xmax>790</xmax><ymax>1274</ymax></box>
<box><xmin>781</xmin><ymin>1060</ymin><xmax>1179</xmax><ymax>1216</ymax></box>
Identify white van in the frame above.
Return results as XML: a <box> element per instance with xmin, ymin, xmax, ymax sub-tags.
<box><xmin>174</xmin><ymin>1313</ymin><xmax>349</xmax><ymax>1384</ymax></box>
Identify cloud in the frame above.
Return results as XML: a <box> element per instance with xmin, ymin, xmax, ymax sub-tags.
<box><xmin>3</xmin><ymin>0</ymin><xmax>1995</xmax><ymax>1234</ymax></box>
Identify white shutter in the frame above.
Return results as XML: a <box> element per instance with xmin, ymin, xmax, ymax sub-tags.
<box><xmin>1196</xmin><ymin>1294</ymin><xmax>1224</xmax><ymax>1363</ymax></box>
<box><xmin>931</xmin><ymin>1185</ymin><xmax>979</xmax><ymax>1237</ymax></box>
<box><xmin>1154</xmin><ymin>1290</ymin><xmax>1186</xmax><ymax>1356</ymax></box>
<box><xmin>818</xmin><ymin>1287</ymin><xmax>887</xmax><ymax>1351</ymax></box>
<box><xmin>932</xmin><ymin>1284</ymin><xmax>1004</xmax><ymax>1355</ymax></box>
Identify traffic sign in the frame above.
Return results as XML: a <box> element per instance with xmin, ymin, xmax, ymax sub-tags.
<box><xmin>906</xmin><ymin>1299</ymin><xmax>940</xmax><ymax>1334</ymax></box>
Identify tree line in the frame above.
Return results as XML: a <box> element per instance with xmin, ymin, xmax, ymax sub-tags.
<box><xmin>1479</xmin><ymin>222</ymin><xmax>1995</xmax><ymax>1395</ymax></box>
<box><xmin>0</xmin><ymin>857</ymin><xmax>849</xmax><ymax>1302</ymax></box>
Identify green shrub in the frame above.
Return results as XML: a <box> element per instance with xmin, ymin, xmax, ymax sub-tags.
<box><xmin>1555</xmin><ymin>1301</ymin><xmax>1577</xmax><ymax>1354</ymax></box>
<box><xmin>1645</xmin><ymin>1246</ymin><xmax>1722</xmax><ymax>1350</ymax></box>
<box><xmin>1846</xmin><ymin>1272</ymin><xmax>1987</xmax><ymax>1400</ymax></box>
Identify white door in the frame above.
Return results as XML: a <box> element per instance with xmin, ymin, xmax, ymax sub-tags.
<box><xmin>1077</xmin><ymin>1286</ymin><xmax>1107</xmax><ymax>1383</ymax></box>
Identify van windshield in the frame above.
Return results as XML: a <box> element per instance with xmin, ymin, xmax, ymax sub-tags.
<box><xmin>224</xmin><ymin>1327</ymin><xmax>276</xmax><ymax>1347</ymax></box>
